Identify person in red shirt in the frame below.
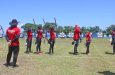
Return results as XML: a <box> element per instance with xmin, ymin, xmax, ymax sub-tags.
<box><xmin>72</xmin><ymin>25</ymin><xmax>81</xmax><ymax>55</ymax></box>
<box><xmin>85</xmin><ymin>31</ymin><xmax>92</xmax><ymax>54</ymax></box>
<box><xmin>35</xmin><ymin>26</ymin><xmax>43</xmax><ymax>54</ymax></box>
<box><xmin>48</xmin><ymin>27</ymin><xmax>56</xmax><ymax>54</ymax></box>
<box><xmin>26</xmin><ymin>28</ymin><xmax>32</xmax><ymax>53</ymax></box>
<box><xmin>5</xmin><ymin>19</ymin><xmax>21</xmax><ymax>68</ymax></box>
<box><xmin>111</xmin><ymin>28</ymin><xmax>115</xmax><ymax>54</ymax></box>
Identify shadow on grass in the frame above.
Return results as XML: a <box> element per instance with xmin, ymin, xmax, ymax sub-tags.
<box><xmin>105</xmin><ymin>52</ymin><xmax>113</xmax><ymax>55</ymax></box>
<box><xmin>98</xmin><ymin>71</ymin><xmax>115</xmax><ymax>75</ymax></box>
<box><xmin>45</xmin><ymin>52</ymin><xmax>53</xmax><ymax>55</ymax></box>
<box><xmin>68</xmin><ymin>52</ymin><xmax>79</xmax><ymax>55</ymax></box>
<box><xmin>81</xmin><ymin>53</ymin><xmax>87</xmax><ymax>54</ymax></box>
<box><xmin>24</xmin><ymin>51</ymin><xmax>33</xmax><ymax>54</ymax></box>
<box><xmin>45</xmin><ymin>52</ymin><xmax>50</xmax><ymax>54</ymax></box>
<box><xmin>24</xmin><ymin>52</ymin><xmax>30</xmax><ymax>54</ymax></box>
<box><xmin>33</xmin><ymin>52</ymin><xmax>38</xmax><ymax>54</ymax></box>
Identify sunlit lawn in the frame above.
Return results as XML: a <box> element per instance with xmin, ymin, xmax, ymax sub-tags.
<box><xmin>0</xmin><ymin>38</ymin><xmax>115</xmax><ymax>75</ymax></box>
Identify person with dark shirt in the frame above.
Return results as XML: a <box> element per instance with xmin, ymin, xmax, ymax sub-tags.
<box><xmin>26</xmin><ymin>28</ymin><xmax>32</xmax><ymax>53</ymax></box>
<box><xmin>85</xmin><ymin>32</ymin><xmax>92</xmax><ymax>54</ymax></box>
<box><xmin>48</xmin><ymin>27</ymin><xmax>56</xmax><ymax>54</ymax></box>
<box><xmin>72</xmin><ymin>25</ymin><xmax>81</xmax><ymax>55</ymax></box>
<box><xmin>35</xmin><ymin>26</ymin><xmax>43</xmax><ymax>54</ymax></box>
<box><xmin>111</xmin><ymin>28</ymin><xmax>115</xmax><ymax>54</ymax></box>
<box><xmin>5</xmin><ymin>19</ymin><xmax>20</xmax><ymax>68</ymax></box>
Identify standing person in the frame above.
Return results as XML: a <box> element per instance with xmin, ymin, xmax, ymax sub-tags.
<box><xmin>111</xmin><ymin>28</ymin><xmax>115</xmax><ymax>54</ymax></box>
<box><xmin>5</xmin><ymin>19</ymin><xmax>21</xmax><ymax>67</ymax></box>
<box><xmin>26</xmin><ymin>28</ymin><xmax>33</xmax><ymax>53</ymax></box>
<box><xmin>72</xmin><ymin>25</ymin><xmax>81</xmax><ymax>55</ymax></box>
<box><xmin>48</xmin><ymin>27</ymin><xmax>56</xmax><ymax>54</ymax></box>
<box><xmin>85</xmin><ymin>31</ymin><xmax>92</xmax><ymax>54</ymax></box>
<box><xmin>35</xmin><ymin>26</ymin><xmax>43</xmax><ymax>54</ymax></box>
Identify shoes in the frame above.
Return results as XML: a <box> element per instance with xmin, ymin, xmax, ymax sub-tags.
<box><xmin>37</xmin><ymin>51</ymin><xmax>43</xmax><ymax>54</ymax></box>
<box><xmin>74</xmin><ymin>52</ymin><xmax>78</xmax><ymax>55</ymax></box>
<box><xmin>39</xmin><ymin>51</ymin><xmax>42</xmax><ymax>53</ymax></box>
<box><xmin>12</xmin><ymin>64</ymin><xmax>18</xmax><ymax>68</ymax></box>
<box><xmin>4</xmin><ymin>63</ymin><xmax>11</xmax><ymax>67</ymax></box>
<box><xmin>25</xmin><ymin>51</ymin><xmax>29</xmax><ymax>53</ymax></box>
<box><xmin>4</xmin><ymin>63</ymin><xmax>18</xmax><ymax>68</ymax></box>
<box><xmin>86</xmin><ymin>52</ymin><xmax>89</xmax><ymax>55</ymax></box>
<box><xmin>29</xmin><ymin>51</ymin><xmax>32</xmax><ymax>53</ymax></box>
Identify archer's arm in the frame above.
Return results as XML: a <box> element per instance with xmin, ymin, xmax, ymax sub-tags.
<box><xmin>11</xmin><ymin>34</ymin><xmax>20</xmax><ymax>43</ymax></box>
<box><xmin>5</xmin><ymin>34</ymin><xmax>10</xmax><ymax>42</ymax></box>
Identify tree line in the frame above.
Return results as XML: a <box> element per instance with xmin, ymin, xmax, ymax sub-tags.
<box><xmin>21</xmin><ymin>22</ymin><xmax>115</xmax><ymax>35</ymax></box>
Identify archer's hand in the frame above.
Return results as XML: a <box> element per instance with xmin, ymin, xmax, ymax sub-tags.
<box><xmin>111</xmin><ymin>42</ymin><xmax>113</xmax><ymax>45</ymax></box>
<box><xmin>8</xmin><ymin>40</ymin><xmax>11</xmax><ymax>46</ymax></box>
<box><xmin>72</xmin><ymin>41</ymin><xmax>74</xmax><ymax>45</ymax></box>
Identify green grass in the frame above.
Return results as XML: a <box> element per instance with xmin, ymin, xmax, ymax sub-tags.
<box><xmin>0</xmin><ymin>38</ymin><xmax>115</xmax><ymax>75</ymax></box>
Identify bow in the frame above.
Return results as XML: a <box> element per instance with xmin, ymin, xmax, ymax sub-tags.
<box><xmin>0</xmin><ymin>25</ymin><xmax>4</xmax><ymax>37</ymax></box>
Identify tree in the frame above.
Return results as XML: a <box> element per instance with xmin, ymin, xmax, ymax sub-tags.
<box><xmin>94</xmin><ymin>26</ymin><xmax>102</xmax><ymax>33</ymax></box>
<box><xmin>81</xmin><ymin>27</ymin><xmax>87</xmax><ymax>33</ymax></box>
<box><xmin>63</xmin><ymin>26</ymin><xmax>74</xmax><ymax>35</ymax></box>
<box><xmin>81</xmin><ymin>26</ymin><xmax>101</xmax><ymax>33</ymax></box>
<box><xmin>57</xmin><ymin>26</ymin><xmax>63</xmax><ymax>33</ymax></box>
<box><xmin>106</xmin><ymin>25</ymin><xmax>115</xmax><ymax>35</ymax></box>
<box><xmin>86</xmin><ymin>26</ymin><xmax>101</xmax><ymax>33</ymax></box>
<box><xmin>21</xmin><ymin>23</ymin><xmax>42</xmax><ymax>33</ymax></box>
<box><xmin>43</xmin><ymin>22</ymin><xmax>57</xmax><ymax>32</ymax></box>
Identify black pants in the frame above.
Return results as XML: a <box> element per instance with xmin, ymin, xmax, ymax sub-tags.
<box><xmin>49</xmin><ymin>40</ymin><xmax>55</xmax><ymax>54</ymax></box>
<box><xmin>111</xmin><ymin>40</ymin><xmax>115</xmax><ymax>54</ymax></box>
<box><xmin>6</xmin><ymin>46</ymin><xmax>19</xmax><ymax>66</ymax></box>
<box><xmin>36</xmin><ymin>38</ymin><xmax>41</xmax><ymax>52</ymax></box>
<box><xmin>26</xmin><ymin>40</ymin><xmax>32</xmax><ymax>52</ymax></box>
<box><xmin>113</xmin><ymin>44</ymin><xmax>115</xmax><ymax>54</ymax></box>
<box><xmin>86</xmin><ymin>42</ymin><xmax>91</xmax><ymax>54</ymax></box>
<box><xmin>74</xmin><ymin>40</ymin><xmax>79</xmax><ymax>54</ymax></box>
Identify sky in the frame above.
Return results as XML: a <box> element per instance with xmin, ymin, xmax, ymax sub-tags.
<box><xmin>0</xmin><ymin>0</ymin><xmax>115</xmax><ymax>30</ymax></box>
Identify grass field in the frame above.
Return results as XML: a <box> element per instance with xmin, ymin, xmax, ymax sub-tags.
<box><xmin>0</xmin><ymin>38</ymin><xmax>115</xmax><ymax>75</ymax></box>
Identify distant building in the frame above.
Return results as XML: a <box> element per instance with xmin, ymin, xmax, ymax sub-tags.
<box><xmin>58</xmin><ymin>32</ymin><xmax>66</xmax><ymax>38</ymax></box>
<box><xmin>97</xmin><ymin>32</ymin><xmax>103</xmax><ymax>38</ymax></box>
<box><xmin>68</xmin><ymin>32</ymin><xmax>73</xmax><ymax>38</ymax></box>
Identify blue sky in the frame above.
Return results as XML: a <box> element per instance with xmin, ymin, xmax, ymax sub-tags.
<box><xmin>0</xmin><ymin>0</ymin><xmax>115</xmax><ymax>30</ymax></box>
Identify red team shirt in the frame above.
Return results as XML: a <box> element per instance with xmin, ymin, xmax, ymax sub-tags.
<box><xmin>73</xmin><ymin>26</ymin><xmax>81</xmax><ymax>40</ymax></box>
<box><xmin>112</xmin><ymin>30</ymin><xmax>115</xmax><ymax>37</ymax></box>
<box><xmin>37</xmin><ymin>29</ymin><xmax>43</xmax><ymax>39</ymax></box>
<box><xmin>6</xmin><ymin>27</ymin><xmax>20</xmax><ymax>46</ymax></box>
<box><xmin>86</xmin><ymin>32</ymin><xmax>91</xmax><ymax>42</ymax></box>
<box><xmin>27</xmin><ymin>31</ymin><xmax>32</xmax><ymax>40</ymax></box>
<box><xmin>50</xmin><ymin>30</ymin><xmax>56</xmax><ymax>40</ymax></box>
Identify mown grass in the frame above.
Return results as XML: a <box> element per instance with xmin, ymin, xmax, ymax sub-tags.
<box><xmin>0</xmin><ymin>38</ymin><xmax>115</xmax><ymax>75</ymax></box>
